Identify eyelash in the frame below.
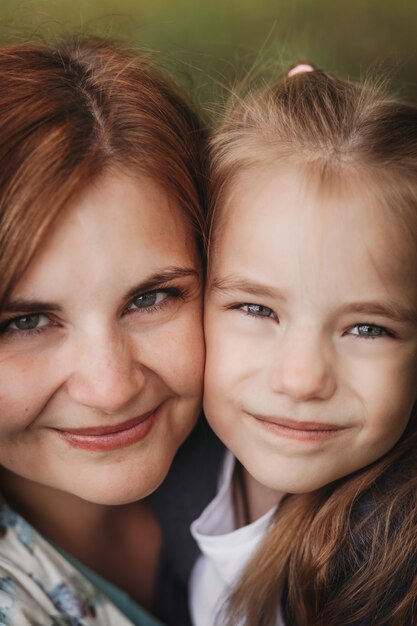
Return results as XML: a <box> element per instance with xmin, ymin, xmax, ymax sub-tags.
<box><xmin>346</xmin><ymin>323</ymin><xmax>393</xmax><ymax>340</ymax></box>
<box><xmin>0</xmin><ymin>314</ymin><xmax>52</xmax><ymax>338</ymax></box>
<box><xmin>123</xmin><ymin>287</ymin><xmax>185</xmax><ymax>316</ymax></box>
<box><xmin>230</xmin><ymin>303</ymin><xmax>277</xmax><ymax>320</ymax></box>
<box><xmin>0</xmin><ymin>287</ymin><xmax>186</xmax><ymax>338</ymax></box>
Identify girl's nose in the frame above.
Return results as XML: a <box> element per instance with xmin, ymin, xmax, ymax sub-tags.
<box><xmin>66</xmin><ymin>331</ymin><xmax>146</xmax><ymax>414</ymax></box>
<box><xmin>269</xmin><ymin>331</ymin><xmax>336</xmax><ymax>402</ymax></box>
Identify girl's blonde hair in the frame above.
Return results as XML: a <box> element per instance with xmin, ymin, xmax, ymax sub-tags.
<box><xmin>0</xmin><ymin>37</ymin><xmax>208</xmax><ymax>311</ymax></box>
<box><xmin>211</xmin><ymin>70</ymin><xmax>417</xmax><ymax>626</ymax></box>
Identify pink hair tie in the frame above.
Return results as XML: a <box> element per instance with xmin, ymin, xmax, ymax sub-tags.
<box><xmin>287</xmin><ymin>63</ymin><xmax>315</xmax><ymax>78</ymax></box>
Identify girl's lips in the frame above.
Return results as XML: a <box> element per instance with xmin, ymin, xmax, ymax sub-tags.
<box><xmin>252</xmin><ymin>415</ymin><xmax>346</xmax><ymax>442</ymax></box>
<box><xmin>52</xmin><ymin>408</ymin><xmax>159</xmax><ymax>451</ymax></box>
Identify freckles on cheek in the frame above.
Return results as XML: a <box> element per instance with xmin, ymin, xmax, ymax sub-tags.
<box><xmin>152</xmin><ymin>320</ymin><xmax>205</xmax><ymax>391</ymax></box>
<box><xmin>180</xmin><ymin>324</ymin><xmax>205</xmax><ymax>374</ymax></box>
<box><xmin>0</xmin><ymin>353</ymin><xmax>53</xmax><ymax>424</ymax></box>
<box><xmin>0</xmin><ymin>390</ymin><xmax>37</xmax><ymax>428</ymax></box>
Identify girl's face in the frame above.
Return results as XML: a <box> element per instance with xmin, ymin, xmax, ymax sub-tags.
<box><xmin>0</xmin><ymin>170</ymin><xmax>204</xmax><ymax>504</ymax></box>
<box><xmin>204</xmin><ymin>166</ymin><xmax>417</xmax><ymax>497</ymax></box>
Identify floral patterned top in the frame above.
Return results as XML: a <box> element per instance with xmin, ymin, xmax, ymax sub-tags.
<box><xmin>0</xmin><ymin>500</ymin><xmax>163</xmax><ymax>626</ymax></box>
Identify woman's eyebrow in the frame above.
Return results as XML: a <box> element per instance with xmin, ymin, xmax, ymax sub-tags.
<box><xmin>4</xmin><ymin>268</ymin><xmax>200</xmax><ymax>314</ymax></box>
<box><xmin>125</xmin><ymin>266</ymin><xmax>200</xmax><ymax>298</ymax></box>
<box><xmin>4</xmin><ymin>300</ymin><xmax>62</xmax><ymax>314</ymax></box>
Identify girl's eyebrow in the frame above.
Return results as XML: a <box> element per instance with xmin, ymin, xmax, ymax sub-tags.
<box><xmin>338</xmin><ymin>301</ymin><xmax>417</xmax><ymax>324</ymax></box>
<box><xmin>4</xmin><ymin>267</ymin><xmax>200</xmax><ymax>314</ymax></box>
<box><xmin>208</xmin><ymin>276</ymin><xmax>283</xmax><ymax>300</ymax></box>
<box><xmin>209</xmin><ymin>277</ymin><xmax>417</xmax><ymax>324</ymax></box>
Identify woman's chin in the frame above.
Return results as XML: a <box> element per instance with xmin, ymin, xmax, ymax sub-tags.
<box><xmin>67</xmin><ymin>459</ymin><xmax>172</xmax><ymax>505</ymax></box>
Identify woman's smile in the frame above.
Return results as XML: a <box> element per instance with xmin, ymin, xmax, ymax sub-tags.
<box><xmin>51</xmin><ymin>405</ymin><xmax>161</xmax><ymax>452</ymax></box>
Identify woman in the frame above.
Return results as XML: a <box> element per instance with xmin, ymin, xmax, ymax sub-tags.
<box><xmin>0</xmin><ymin>36</ymin><xmax>207</xmax><ymax>624</ymax></box>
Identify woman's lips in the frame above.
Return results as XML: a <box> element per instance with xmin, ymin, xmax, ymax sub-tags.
<box><xmin>52</xmin><ymin>408</ymin><xmax>159</xmax><ymax>452</ymax></box>
<box><xmin>252</xmin><ymin>415</ymin><xmax>346</xmax><ymax>441</ymax></box>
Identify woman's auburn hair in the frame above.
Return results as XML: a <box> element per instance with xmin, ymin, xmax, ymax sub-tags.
<box><xmin>211</xmin><ymin>70</ymin><xmax>417</xmax><ymax>626</ymax></box>
<box><xmin>0</xmin><ymin>37</ymin><xmax>208</xmax><ymax>310</ymax></box>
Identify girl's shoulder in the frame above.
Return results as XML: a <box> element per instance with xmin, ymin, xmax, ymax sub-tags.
<box><xmin>0</xmin><ymin>501</ymin><xmax>136</xmax><ymax>626</ymax></box>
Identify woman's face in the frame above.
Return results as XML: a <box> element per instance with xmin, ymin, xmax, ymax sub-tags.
<box><xmin>0</xmin><ymin>170</ymin><xmax>204</xmax><ymax>504</ymax></box>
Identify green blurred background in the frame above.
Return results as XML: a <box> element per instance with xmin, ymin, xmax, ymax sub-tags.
<box><xmin>1</xmin><ymin>0</ymin><xmax>416</xmax><ymax>109</ymax></box>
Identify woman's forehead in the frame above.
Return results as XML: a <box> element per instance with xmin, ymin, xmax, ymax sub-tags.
<box><xmin>8</xmin><ymin>171</ymin><xmax>199</xmax><ymax>301</ymax></box>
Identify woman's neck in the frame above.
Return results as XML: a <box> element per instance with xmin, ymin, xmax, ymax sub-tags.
<box><xmin>0</xmin><ymin>468</ymin><xmax>112</xmax><ymax>555</ymax></box>
<box><xmin>0</xmin><ymin>468</ymin><xmax>161</xmax><ymax>611</ymax></box>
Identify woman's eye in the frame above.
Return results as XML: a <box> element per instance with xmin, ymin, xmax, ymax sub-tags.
<box><xmin>348</xmin><ymin>323</ymin><xmax>387</xmax><ymax>339</ymax></box>
<box><xmin>128</xmin><ymin>290</ymin><xmax>170</xmax><ymax>311</ymax></box>
<box><xmin>239</xmin><ymin>304</ymin><xmax>277</xmax><ymax>318</ymax></box>
<box><xmin>0</xmin><ymin>313</ymin><xmax>51</xmax><ymax>336</ymax></box>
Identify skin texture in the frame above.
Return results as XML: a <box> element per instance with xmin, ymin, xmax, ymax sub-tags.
<box><xmin>0</xmin><ymin>169</ymin><xmax>204</xmax><ymax>507</ymax></box>
<box><xmin>204</xmin><ymin>166</ymin><xmax>417</xmax><ymax>517</ymax></box>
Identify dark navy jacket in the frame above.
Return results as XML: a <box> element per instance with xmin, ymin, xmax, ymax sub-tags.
<box><xmin>150</xmin><ymin>418</ymin><xmax>224</xmax><ymax>626</ymax></box>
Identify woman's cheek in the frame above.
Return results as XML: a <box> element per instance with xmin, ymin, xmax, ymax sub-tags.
<box><xmin>132</xmin><ymin>302</ymin><xmax>205</xmax><ymax>397</ymax></box>
<box><xmin>0</xmin><ymin>352</ymin><xmax>57</xmax><ymax>430</ymax></box>
<box><xmin>170</xmin><ymin>307</ymin><xmax>204</xmax><ymax>384</ymax></box>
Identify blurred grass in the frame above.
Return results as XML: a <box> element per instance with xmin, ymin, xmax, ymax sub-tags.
<box><xmin>0</xmin><ymin>0</ymin><xmax>416</xmax><ymax>109</ymax></box>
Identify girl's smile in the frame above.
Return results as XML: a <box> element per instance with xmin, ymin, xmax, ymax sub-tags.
<box><xmin>250</xmin><ymin>415</ymin><xmax>347</xmax><ymax>442</ymax></box>
<box><xmin>204</xmin><ymin>165</ymin><xmax>417</xmax><ymax>499</ymax></box>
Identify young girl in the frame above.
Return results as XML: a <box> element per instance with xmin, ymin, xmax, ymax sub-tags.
<box><xmin>0</xmin><ymin>37</ymin><xmax>207</xmax><ymax>624</ymax></box>
<box><xmin>191</xmin><ymin>66</ymin><xmax>417</xmax><ymax>625</ymax></box>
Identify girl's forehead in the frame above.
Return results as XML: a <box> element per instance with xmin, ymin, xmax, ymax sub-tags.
<box><xmin>211</xmin><ymin>164</ymin><xmax>417</xmax><ymax>292</ymax></box>
<box><xmin>221</xmin><ymin>162</ymin><xmax>415</xmax><ymax>242</ymax></box>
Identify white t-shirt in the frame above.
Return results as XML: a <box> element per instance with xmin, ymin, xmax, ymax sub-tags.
<box><xmin>189</xmin><ymin>452</ymin><xmax>284</xmax><ymax>626</ymax></box>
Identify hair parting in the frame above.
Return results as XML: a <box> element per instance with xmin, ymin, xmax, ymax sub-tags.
<box><xmin>0</xmin><ymin>37</ymin><xmax>208</xmax><ymax>311</ymax></box>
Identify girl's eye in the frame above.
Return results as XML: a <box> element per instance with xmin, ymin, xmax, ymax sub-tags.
<box><xmin>0</xmin><ymin>313</ymin><xmax>51</xmax><ymax>335</ymax></box>
<box><xmin>239</xmin><ymin>303</ymin><xmax>277</xmax><ymax>319</ymax></box>
<box><xmin>348</xmin><ymin>323</ymin><xmax>388</xmax><ymax>339</ymax></box>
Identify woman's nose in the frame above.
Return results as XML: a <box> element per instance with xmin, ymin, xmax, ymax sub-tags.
<box><xmin>269</xmin><ymin>331</ymin><xmax>336</xmax><ymax>402</ymax></box>
<box><xmin>66</xmin><ymin>330</ymin><xmax>146</xmax><ymax>413</ymax></box>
